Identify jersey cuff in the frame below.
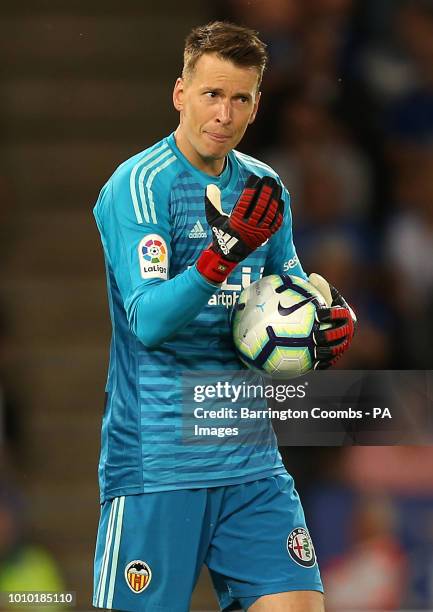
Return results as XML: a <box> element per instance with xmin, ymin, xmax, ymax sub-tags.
<box><xmin>191</xmin><ymin>262</ymin><xmax>222</xmax><ymax>289</ymax></box>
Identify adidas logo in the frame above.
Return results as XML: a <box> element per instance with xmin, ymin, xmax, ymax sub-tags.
<box><xmin>212</xmin><ymin>227</ymin><xmax>238</xmax><ymax>255</ymax></box>
<box><xmin>189</xmin><ymin>220</ymin><xmax>208</xmax><ymax>239</ymax></box>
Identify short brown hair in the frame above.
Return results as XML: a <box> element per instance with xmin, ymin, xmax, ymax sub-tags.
<box><xmin>183</xmin><ymin>21</ymin><xmax>268</xmax><ymax>88</ymax></box>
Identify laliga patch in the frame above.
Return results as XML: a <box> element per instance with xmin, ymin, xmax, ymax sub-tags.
<box><xmin>125</xmin><ymin>560</ymin><xmax>152</xmax><ymax>593</ymax></box>
<box><xmin>138</xmin><ymin>234</ymin><xmax>168</xmax><ymax>280</ymax></box>
<box><xmin>287</xmin><ymin>527</ymin><xmax>316</xmax><ymax>568</ymax></box>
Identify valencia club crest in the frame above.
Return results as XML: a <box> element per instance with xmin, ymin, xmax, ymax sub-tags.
<box><xmin>125</xmin><ymin>560</ymin><xmax>152</xmax><ymax>593</ymax></box>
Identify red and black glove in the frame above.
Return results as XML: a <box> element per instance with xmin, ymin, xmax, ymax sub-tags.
<box><xmin>196</xmin><ymin>175</ymin><xmax>284</xmax><ymax>284</ymax></box>
<box><xmin>311</xmin><ymin>280</ymin><xmax>357</xmax><ymax>370</ymax></box>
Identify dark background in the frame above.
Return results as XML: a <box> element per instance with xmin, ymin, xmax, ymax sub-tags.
<box><xmin>0</xmin><ymin>1</ymin><xmax>432</xmax><ymax>609</ymax></box>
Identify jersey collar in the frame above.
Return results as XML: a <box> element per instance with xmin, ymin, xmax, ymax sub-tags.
<box><xmin>166</xmin><ymin>132</ymin><xmax>239</xmax><ymax>192</ymax></box>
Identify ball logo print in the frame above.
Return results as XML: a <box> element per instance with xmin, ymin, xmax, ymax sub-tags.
<box><xmin>277</xmin><ymin>295</ymin><xmax>315</xmax><ymax>317</ymax></box>
<box><xmin>125</xmin><ymin>560</ymin><xmax>152</xmax><ymax>593</ymax></box>
<box><xmin>287</xmin><ymin>528</ymin><xmax>316</xmax><ymax>568</ymax></box>
<box><xmin>142</xmin><ymin>239</ymin><xmax>166</xmax><ymax>264</ymax></box>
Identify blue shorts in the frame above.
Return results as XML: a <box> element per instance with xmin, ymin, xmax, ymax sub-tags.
<box><xmin>93</xmin><ymin>473</ymin><xmax>323</xmax><ymax>612</ymax></box>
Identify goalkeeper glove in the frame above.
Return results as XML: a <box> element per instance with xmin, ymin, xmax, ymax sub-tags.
<box><xmin>309</xmin><ymin>273</ymin><xmax>357</xmax><ymax>369</ymax></box>
<box><xmin>196</xmin><ymin>175</ymin><xmax>284</xmax><ymax>284</ymax></box>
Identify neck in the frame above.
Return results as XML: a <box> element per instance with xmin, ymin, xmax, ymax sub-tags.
<box><xmin>174</xmin><ymin>127</ymin><xmax>225</xmax><ymax>176</ymax></box>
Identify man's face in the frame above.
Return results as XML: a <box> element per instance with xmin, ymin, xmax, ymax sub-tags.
<box><xmin>173</xmin><ymin>53</ymin><xmax>261</xmax><ymax>169</ymax></box>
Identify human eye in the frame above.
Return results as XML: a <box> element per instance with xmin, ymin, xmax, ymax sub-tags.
<box><xmin>234</xmin><ymin>95</ymin><xmax>250</xmax><ymax>105</ymax></box>
<box><xmin>204</xmin><ymin>91</ymin><xmax>218</xmax><ymax>99</ymax></box>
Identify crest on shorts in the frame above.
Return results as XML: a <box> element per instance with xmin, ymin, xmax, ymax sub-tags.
<box><xmin>125</xmin><ymin>560</ymin><xmax>152</xmax><ymax>593</ymax></box>
<box><xmin>287</xmin><ymin>527</ymin><xmax>316</xmax><ymax>568</ymax></box>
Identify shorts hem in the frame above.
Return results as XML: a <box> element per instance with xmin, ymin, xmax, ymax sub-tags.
<box><xmin>231</xmin><ymin>580</ymin><xmax>324</xmax><ymax>598</ymax></box>
<box><xmin>219</xmin><ymin>580</ymin><xmax>324</xmax><ymax>609</ymax></box>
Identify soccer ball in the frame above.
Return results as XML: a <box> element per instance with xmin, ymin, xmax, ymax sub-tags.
<box><xmin>231</xmin><ymin>274</ymin><xmax>329</xmax><ymax>379</ymax></box>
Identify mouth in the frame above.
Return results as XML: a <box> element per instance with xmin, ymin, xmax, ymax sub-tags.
<box><xmin>205</xmin><ymin>132</ymin><xmax>231</xmax><ymax>143</ymax></box>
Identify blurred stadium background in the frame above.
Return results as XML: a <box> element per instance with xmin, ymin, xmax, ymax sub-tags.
<box><xmin>0</xmin><ymin>0</ymin><xmax>432</xmax><ymax>610</ymax></box>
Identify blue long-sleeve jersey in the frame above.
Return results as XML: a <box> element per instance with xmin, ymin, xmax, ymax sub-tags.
<box><xmin>94</xmin><ymin>132</ymin><xmax>306</xmax><ymax>502</ymax></box>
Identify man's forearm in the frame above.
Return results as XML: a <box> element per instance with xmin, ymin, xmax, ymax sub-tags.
<box><xmin>125</xmin><ymin>265</ymin><xmax>219</xmax><ymax>348</ymax></box>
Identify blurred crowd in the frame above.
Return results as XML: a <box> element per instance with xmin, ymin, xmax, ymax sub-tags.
<box><xmin>214</xmin><ymin>0</ymin><xmax>433</xmax><ymax>371</ymax></box>
<box><xmin>0</xmin><ymin>127</ymin><xmax>65</xmax><ymax>611</ymax></box>
<box><xmin>0</xmin><ymin>307</ymin><xmax>65</xmax><ymax>611</ymax></box>
<box><xmin>211</xmin><ymin>0</ymin><xmax>433</xmax><ymax>609</ymax></box>
<box><xmin>0</xmin><ymin>1</ymin><xmax>432</xmax><ymax>609</ymax></box>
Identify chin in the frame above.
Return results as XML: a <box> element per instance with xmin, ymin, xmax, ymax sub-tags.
<box><xmin>211</xmin><ymin>149</ymin><xmax>229</xmax><ymax>161</ymax></box>
<box><xmin>199</xmin><ymin>135</ymin><xmax>230</xmax><ymax>157</ymax></box>
<box><xmin>206</xmin><ymin>143</ymin><xmax>232</xmax><ymax>159</ymax></box>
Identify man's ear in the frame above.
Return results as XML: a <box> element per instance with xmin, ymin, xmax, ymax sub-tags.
<box><xmin>173</xmin><ymin>77</ymin><xmax>184</xmax><ymax>112</ymax></box>
<box><xmin>248</xmin><ymin>91</ymin><xmax>261</xmax><ymax>125</ymax></box>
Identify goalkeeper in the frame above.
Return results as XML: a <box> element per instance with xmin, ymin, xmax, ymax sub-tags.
<box><xmin>92</xmin><ymin>21</ymin><xmax>355</xmax><ymax>612</ymax></box>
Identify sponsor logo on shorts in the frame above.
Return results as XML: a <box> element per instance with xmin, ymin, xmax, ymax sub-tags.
<box><xmin>287</xmin><ymin>527</ymin><xmax>316</xmax><ymax>568</ymax></box>
<box><xmin>125</xmin><ymin>560</ymin><xmax>152</xmax><ymax>593</ymax></box>
<box><xmin>138</xmin><ymin>234</ymin><xmax>168</xmax><ymax>279</ymax></box>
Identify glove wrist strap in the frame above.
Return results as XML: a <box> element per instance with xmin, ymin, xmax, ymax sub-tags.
<box><xmin>196</xmin><ymin>248</ymin><xmax>237</xmax><ymax>284</ymax></box>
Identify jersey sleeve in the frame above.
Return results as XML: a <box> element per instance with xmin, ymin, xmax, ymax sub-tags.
<box><xmin>94</xmin><ymin>172</ymin><xmax>218</xmax><ymax>348</ymax></box>
<box><xmin>262</xmin><ymin>186</ymin><xmax>307</xmax><ymax>280</ymax></box>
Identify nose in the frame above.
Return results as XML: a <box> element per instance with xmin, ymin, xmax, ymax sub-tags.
<box><xmin>216</xmin><ymin>100</ymin><xmax>232</xmax><ymax>125</ymax></box>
